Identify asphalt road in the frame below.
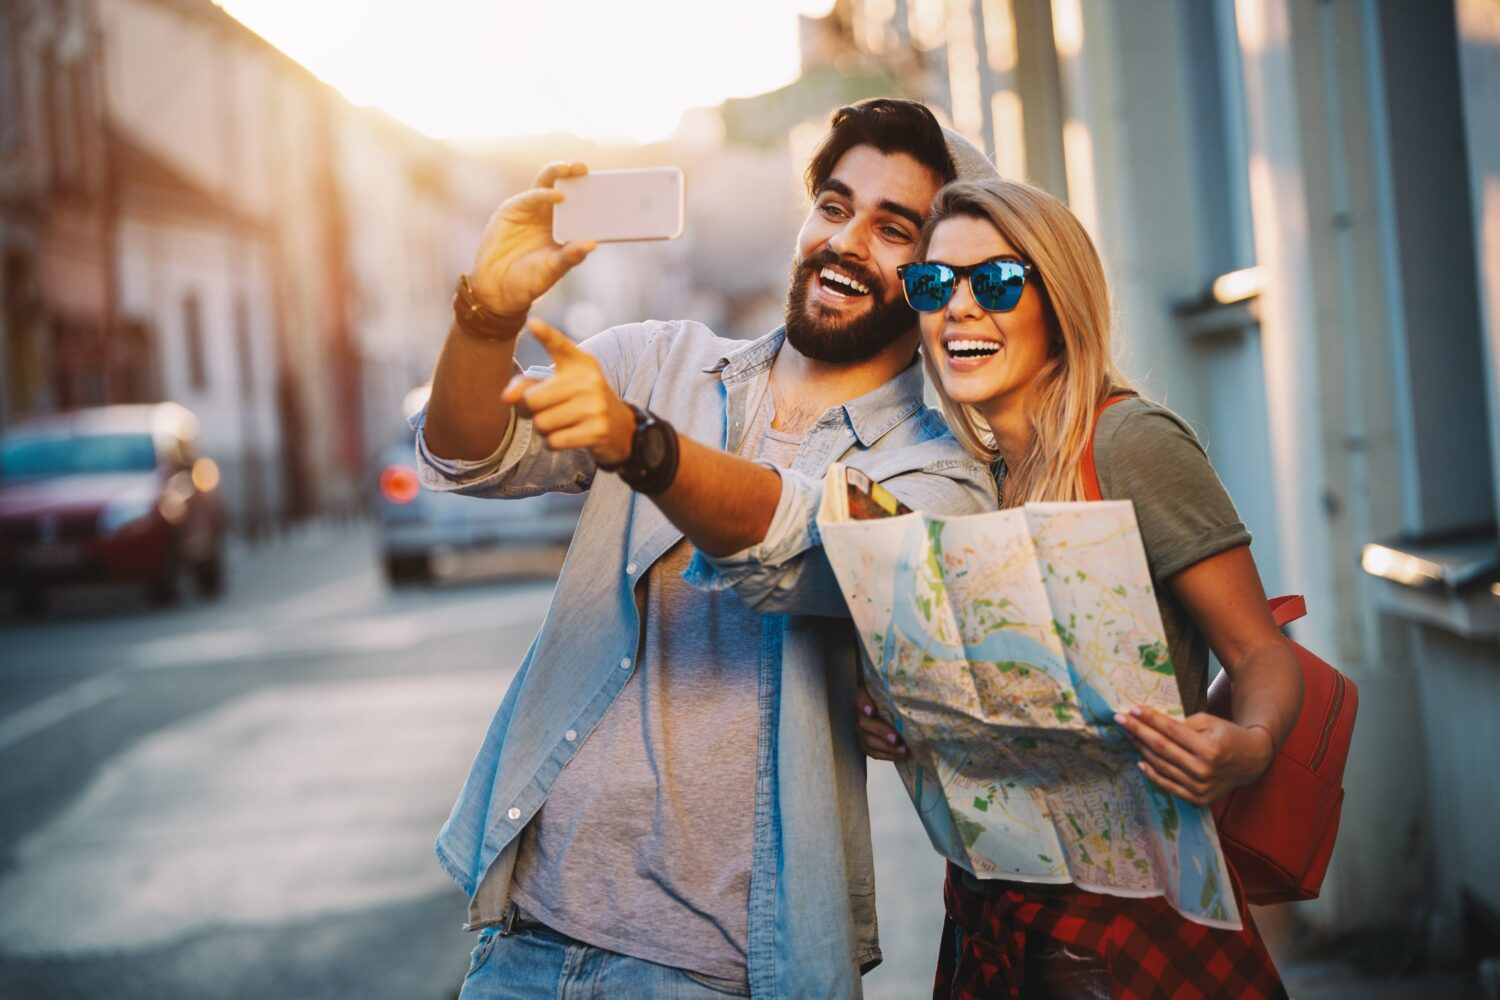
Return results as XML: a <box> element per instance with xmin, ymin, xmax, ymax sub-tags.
<box><xmin>0</xmin><ymin>522</ymin><xmax>1448</xmax><ymax>999</ymax></box>
<box><xmin>0</xmin><ymin>521</ymin><xmax>949</xmax><ymax>1000</ymax></box>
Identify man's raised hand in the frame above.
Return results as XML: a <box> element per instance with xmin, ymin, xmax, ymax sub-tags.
<box><xmin>501</xmin><ymin>318</ymin><xmax>638</xmax><ymax>467</ymax></box>
<box><xmin>467</xmin><ymin>162</ymin><xmax>598</xmax><ymax>323</ymax></box>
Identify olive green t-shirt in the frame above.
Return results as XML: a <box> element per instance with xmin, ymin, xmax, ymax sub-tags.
<box><xmin>1090</xmin><ymin>397</ymin><xmax>1251</xmax><ymax>713</ymax></box>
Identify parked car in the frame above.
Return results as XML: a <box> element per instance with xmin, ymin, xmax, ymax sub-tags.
<box><xmin>373</xmin><ymin>386</ymin><xmax>584</xmax><ymax>585</ymax></box>
<box><xmin>0</xmin><ymin>403</ymin><xmax>226</xmax><ymax>612</ymax></box>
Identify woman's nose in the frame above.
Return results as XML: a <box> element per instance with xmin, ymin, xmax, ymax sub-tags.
<box><xmin>946</xmin><ymin>275</ymin><xmax>984</xmax><ymax>318</ymax></box>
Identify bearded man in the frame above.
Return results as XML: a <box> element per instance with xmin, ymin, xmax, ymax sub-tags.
<box><xmin>415</xmin><ymin>98</ymin><xmax>998</xmax><ymax>999</ymax></box>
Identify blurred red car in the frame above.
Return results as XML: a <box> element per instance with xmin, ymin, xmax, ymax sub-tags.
<box><xmin>0</xmin><ymin>403</ymin><xmax>226</xmax><ymax>613</ymax></box>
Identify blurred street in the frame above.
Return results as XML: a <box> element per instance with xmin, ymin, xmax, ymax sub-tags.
<box><xmin>0</xmin><ymin>522</ymin><xmax>953</xmax><ymax>1000</ymax></box>
<box><xmin>0</xmin><ymin>523</ymin><xmax>1481</xmax><ymax>998</ymax></box>
<box><xmin>0</xmin><ymin>522</ymin><xmax>551</xmax><ymax>999</ymax></box>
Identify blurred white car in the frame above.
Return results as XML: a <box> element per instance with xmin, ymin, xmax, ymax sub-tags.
<box><xmin>373</xmin><ymin>386</ymin><xmax>584</xmax><ymax>585</ymax></box>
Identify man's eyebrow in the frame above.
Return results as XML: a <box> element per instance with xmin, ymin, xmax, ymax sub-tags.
<box><xmin>817</xmin><ymin>178</ymin><xmax>925</xmax><ymax>231</ymax></box>
<box><xmin>878</xmin><ymin>199</ymin><xmax>925</xmax><ymax>231</ymax></box>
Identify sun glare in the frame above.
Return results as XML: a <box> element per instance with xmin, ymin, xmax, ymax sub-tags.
<box><xmin>214</xmin><ymin>0</ymin><xmax>838</xmax><ymax>144</ymax></box>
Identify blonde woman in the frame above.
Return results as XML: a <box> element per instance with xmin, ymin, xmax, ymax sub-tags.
<box><xmin>857</xmin><ymin>179</ymin><xmax>1302</xmax><ymax>999</ymax></box>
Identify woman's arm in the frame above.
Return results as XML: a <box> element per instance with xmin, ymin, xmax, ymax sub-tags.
<box><xmin>1115</xmin><ymin>544</ymin><xmax>1304</xmax><ymax>805</ymax></box>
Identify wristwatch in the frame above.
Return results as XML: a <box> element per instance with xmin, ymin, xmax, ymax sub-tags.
<box><xmin>452</xmin><ymin>273</ymin><xmax>525</xmax><ymax>341</ymax></box>
<box><xmin>606</xmin><ymin>404</ymin><xmax>680</xmax><ymax>495</ymax></box>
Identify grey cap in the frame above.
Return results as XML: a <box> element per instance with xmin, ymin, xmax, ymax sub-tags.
<box><xmin>943</xmin><ymin>127</ymin><xmax>1000</xmax><ymax>183</ymax></box>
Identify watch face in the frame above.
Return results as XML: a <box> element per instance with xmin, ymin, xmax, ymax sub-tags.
<box><xmin>640</xmin><ymin>426</ymin><xmax>667</xmax><ymax>467</ymax></box>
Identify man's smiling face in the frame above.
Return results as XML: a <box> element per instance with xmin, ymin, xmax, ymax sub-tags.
<box><xmin>784</xmin><ymin>145</ymin><xmax>943</xmax><ymax>364</ymax></box>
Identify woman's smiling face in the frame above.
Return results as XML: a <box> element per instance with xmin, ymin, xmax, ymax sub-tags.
<box><xmin>918</xmin><ymin>214</ymin><xmax>1053</xmax><ymax>413</ymax></box>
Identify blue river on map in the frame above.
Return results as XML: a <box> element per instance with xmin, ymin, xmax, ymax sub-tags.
<box><xmin>880</xmin><ymin>517</ymin><xmax>1230</xmax><ymax>922</ymax></box>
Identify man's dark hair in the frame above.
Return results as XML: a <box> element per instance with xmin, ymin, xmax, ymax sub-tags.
<box><xmin>804</xmin><ymin>98</ymin><xmax>957</xmax><ymax>197</ymax></box>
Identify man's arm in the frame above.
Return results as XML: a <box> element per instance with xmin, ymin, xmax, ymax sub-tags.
<box><xmin>515</xmin><ymin>317</ymin><xmax>996</xmax><ymax>613</ymax></box>
<box><xmin>422</xmin><ymin>162</ymin><xmax>595</xmax><ymax>463</ymax></box>
<box><xmin>651</xmin><ymin>439</ymin><xmax>781</xmax><ymax>556</ymax></box>
<box><xmin>507</xmin><ymin>318</ymin><xmax>782</xmax><ymax>553</ymax></box>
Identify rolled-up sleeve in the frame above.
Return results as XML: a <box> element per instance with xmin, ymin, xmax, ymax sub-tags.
<box><xmin>686</xmin><ymin>458</ymin><xmax>995</xmax><ymax>617</ymax></box>
<box><xmin>411</xmin><ymin>322</ymin><xmax>655</xmax><ymax>499</ymax></box>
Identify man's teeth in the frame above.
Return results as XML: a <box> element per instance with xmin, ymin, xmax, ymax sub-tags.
<box><xmin>946</xmin><ymin>339</ymin><xmax>1002</xmax><ymax>358</ymax></box>
<box><xmin>819</xmin><ymin>267</ymin><xmax>869</xmax><ymax>295</ymax></box>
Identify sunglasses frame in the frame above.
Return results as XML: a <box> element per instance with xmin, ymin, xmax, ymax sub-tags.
<box><xmin>897</xmin><ymin>258</ymin><xmax>1035</xmax><ymax>313</ymax></box>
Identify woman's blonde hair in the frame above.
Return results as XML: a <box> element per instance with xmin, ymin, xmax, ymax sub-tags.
<box><xmin>917</xmin><ymin>179</ymin><xmax>1135</xmax><ymax>505</ymax></box>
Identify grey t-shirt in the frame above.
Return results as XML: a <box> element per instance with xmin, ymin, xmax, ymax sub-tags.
<box><xmin>511</xmin><ymin>393</ymin><xmax>801</xmax><ymax>982</ymax></box>
<box><xmin>1092</xmin><ymin>397</ymin><xmax>1252</xmax><ymax>713</ymax></box>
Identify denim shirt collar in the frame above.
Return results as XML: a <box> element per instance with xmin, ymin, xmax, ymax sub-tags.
<box><xmin>704</xmin><ymin>326</ymin><xmax>927</xmax><ymax>449</ymax></box>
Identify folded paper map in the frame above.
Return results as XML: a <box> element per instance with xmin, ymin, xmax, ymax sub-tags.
<box><xmin>818</xmin><ymin>466</ymin><xmax>1239</xmax><ymax>929</ymax></box>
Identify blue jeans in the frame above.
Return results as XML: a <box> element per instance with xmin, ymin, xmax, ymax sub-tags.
<box><xmin>458</xmin><ymin>917</ymin><xmax>751</xmax><ymax>999</ymax></box>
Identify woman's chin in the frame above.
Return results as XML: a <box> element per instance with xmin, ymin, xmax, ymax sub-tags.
<box><xmin>938</xmin><ymin>372</ymin><xmax>1003</xmax><ymax>409</ymax></box>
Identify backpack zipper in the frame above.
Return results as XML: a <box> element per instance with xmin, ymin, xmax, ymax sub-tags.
<box><xmin>1309</xmin><ymin>671</ymin><xmax>1345</xmax><ymax>772</ymax></box>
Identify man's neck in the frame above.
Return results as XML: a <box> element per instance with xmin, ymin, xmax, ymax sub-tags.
<box><xmin>768</xmin><ymin>329</ymin><xmax>921</xmax><ymax>435</ymax></box>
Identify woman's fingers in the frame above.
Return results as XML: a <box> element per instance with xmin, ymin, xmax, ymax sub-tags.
<box><xmin>1138</xmin><ymin>760</ymin><xmax>1208</xmax><ymax>805</ymax></box>
<box><xmin>1132</xmin><ymin>743</ymin><xmax>1205</xmax><ymax>797</ymax></box>
<box><xmin>854</xmin><ymin>686</ymin><xmax>906</xmax><ymax>759</ymax></box>
<box><xmin>1114</xmin><ymin>707</ymin><xmax>1211</xmax><ymax>780</ymax></box>
<box><xmin>860</xmin><ymin>729</ymin><xmax>905</xmax><ymax>761</ymax></box>
<box><xmin>856</xmin><ymin>713</ymin><xmax>906</xmax><ymax>751</ymax></box>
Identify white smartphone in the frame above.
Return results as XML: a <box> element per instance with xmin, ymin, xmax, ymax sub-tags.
<box><xmin>553</xmin><ymin>167</ymin><xmax>685</xmax><ymax>243</ymax></box>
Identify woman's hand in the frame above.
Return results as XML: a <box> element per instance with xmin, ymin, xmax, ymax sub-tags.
<box><xmin>468</xmin><ymin>162</ymin><xmax>597</xmax><ymax>322</ymax></box>
<box><xmin>855</xmin><ymin>685</ymin><xmax>908</xmax><ymax>761</ymax></box>
<box><xmin>1114</xmin><ymin>705</ymin><xmax>1274</xmax><ymax>805</ymax></box>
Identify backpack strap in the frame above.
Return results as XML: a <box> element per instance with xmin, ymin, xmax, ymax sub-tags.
<box><xmin>1080</xmin><ymin>394</ymin><xmax>1135</xmax><ymax>502</ymax></box>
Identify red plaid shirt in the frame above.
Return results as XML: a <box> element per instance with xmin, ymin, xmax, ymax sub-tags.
<box><xmin>933</xmin><ymin>863</ymin><xmax>1288</xmax><ymax>999</ymax></box>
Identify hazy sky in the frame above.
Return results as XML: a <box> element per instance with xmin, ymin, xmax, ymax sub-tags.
<box><xmin>215</xmin><ymin>0</ymin><xmax>837</xmax><ymax>144</ymax></box>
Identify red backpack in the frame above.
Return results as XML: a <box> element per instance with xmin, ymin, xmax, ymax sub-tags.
<box><xmin>1082</xmin><ymin>395</ymin><xmax>1358</xmax><ymax>904</ymax></box>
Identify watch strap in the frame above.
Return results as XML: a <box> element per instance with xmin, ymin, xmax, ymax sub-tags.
<box><xmin>616</xmin><ymin>406</ymin><xmax>680</xmax><ymax>495</ymax></box>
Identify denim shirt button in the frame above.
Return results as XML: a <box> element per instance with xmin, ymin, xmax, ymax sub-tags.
<box><xmin>506</xmin><ymin>807</ymin><xmax>520</xmax><ymax>821</ymax></box>
<box><xmin>620</xmin><ymin>657</ymin><xmax>632</xmax><ymax>670</ymax></box>
<box><xmin>626</xmin><ymin>562</ymin><xmax>638</xmax><ymax>574</ymax></box>
<box><xmin>565</xmin><ymin>729</ymin><xmax>578</xmax><ymax>742</ymax></box>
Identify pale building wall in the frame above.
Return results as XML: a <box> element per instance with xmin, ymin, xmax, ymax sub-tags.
<box><xmin>115</xmin><ymin>212</ymin><xmax>281</xmax><ymax>529</ymax></box>
<box><xmin>838</xmin><ymin>0</ymin><xmax>1500</xmax><ymax>943</ymax></box>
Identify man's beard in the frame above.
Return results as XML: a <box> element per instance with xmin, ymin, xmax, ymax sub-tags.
<box><xmin>783</xmin><ymin>250</ymin><xmax>917</xmax><ymax>363</ymax></box>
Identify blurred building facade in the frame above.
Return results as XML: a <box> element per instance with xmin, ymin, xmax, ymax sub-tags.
<box><xmin>817</xmin><ymin>0</ymin><xmax>1500</xmax><ymax>960</ymax></box>
<box><xmin>0</xmin><ymin>0</ymin><xmax>506</xmax><ymax>534</ymax></box>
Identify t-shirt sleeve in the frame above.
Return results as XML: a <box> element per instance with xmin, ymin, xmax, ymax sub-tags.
<box><xmin>1096</xmin><ymin>403</ymin><xmax>1251</xmax><ymax>582</ymax></box>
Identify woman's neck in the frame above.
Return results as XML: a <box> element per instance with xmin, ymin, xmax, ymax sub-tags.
<box><xmin>979</xmin><ymin>390</ymin><xmax>1033</xmax><ymax>472</ymax></box>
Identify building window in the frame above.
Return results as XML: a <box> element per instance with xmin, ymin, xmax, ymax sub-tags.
<box><xmin>44</xmin><ymin>50</ymin><xmax>80</xmax><ymax>188</ymax></box>
<box><xmin>234</xmin><ymin>297</ymin><xmax>254</xmax><ymax>397</ymax></box>
<box><xmin>182</xmin><ymin>294</ymin><xmax>207</xmax><ymax>391</ymax></box>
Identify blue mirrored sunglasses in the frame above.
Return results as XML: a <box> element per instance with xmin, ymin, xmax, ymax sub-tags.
<box><xmin>897</xmin><ymin>259</ymin><xmax>1033</xmax><ymax>313</ymax></box>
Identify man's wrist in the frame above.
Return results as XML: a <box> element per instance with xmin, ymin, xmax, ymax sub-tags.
<box><xmin>612</xmin><ymin>405</ymin><xmax>680</xmax><ymax>495</ymax></box>
<box><xmin>453</xmin><ymin>273</ymin><xmax>527</xmax><ymax>341</ymax></box>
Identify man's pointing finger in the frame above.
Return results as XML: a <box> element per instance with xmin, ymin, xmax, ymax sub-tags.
<box><xmin>528</xmin><ymin>317</ymin><xmax>585</xmax><ymax>364</ymax></box>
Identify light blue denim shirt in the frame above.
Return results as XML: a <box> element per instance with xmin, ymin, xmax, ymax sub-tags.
<box><xmin>412</xmin><ymin>322</ymin><xmax>996</xmax><ymax>998</ymax></box>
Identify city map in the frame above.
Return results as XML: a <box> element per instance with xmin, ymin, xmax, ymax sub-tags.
<box><xmin>817</xmin><ymin>466</ymin><xmax>1240</xmax><ymax>929</ymax></box>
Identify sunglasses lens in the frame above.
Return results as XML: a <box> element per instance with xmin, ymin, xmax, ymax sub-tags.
<box><xmin>971</xmin><ymin>262</ymin><xmax>1027</xmax><ymax>312</ymax></box>
<box><xmin>902</xmin><ymin>264</ymin><xmax>954</xmax><ymax>312</ymax></box>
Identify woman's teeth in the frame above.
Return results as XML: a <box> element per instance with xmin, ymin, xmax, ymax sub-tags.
<box><xmin>946</xmin><ymin>339</ymin><xmax>1002</xmax><ymax>359</ymax></box>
